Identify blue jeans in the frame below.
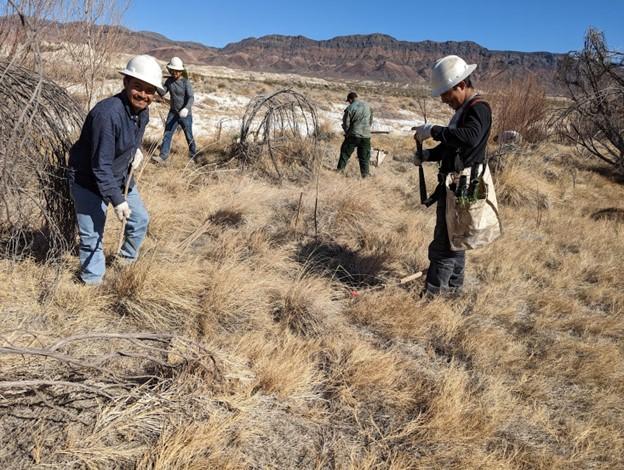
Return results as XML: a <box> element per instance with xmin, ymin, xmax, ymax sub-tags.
<box><xmin>160</xmin><ymin>111</ymin><xmax>196</xmax><ymax>160</ymax></box>
<box><xmin>70</xmin><ymin>182</ymin><xmax>149</xmax><ymax>285</ymax></box>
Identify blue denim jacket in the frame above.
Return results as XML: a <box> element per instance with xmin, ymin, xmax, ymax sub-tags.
<box><xmin>68</xmin><ymin>92</ymin><xmax>149</xmax><ymax>206</ymax></box>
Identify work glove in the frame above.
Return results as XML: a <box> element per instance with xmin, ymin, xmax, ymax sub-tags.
<box><xmin>131</xmin><ymin>148</ymin><xmax>143</xmax><ymax>170</ymax></box>
<box><xmin>413</xmin><ymin>149</ymin><xmax>430</xmax><ymax>166</ymax></box>
<box><xmin>179</xmin><ymin>108</ymin><xmax>189</xmax><ymax>118</ymax></box>
<box><xmin>114</xmin><ymin>201</ymin><xmax>131</xmax><ymax>222</ymax></box>
<box><xmin>414</xmin><ymin>123</ymin><xmax>433</xmax><ymax>142</ymax></box>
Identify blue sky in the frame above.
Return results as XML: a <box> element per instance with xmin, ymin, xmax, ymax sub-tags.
<box><xmin>124</xmin><ymin>0</ymin><xmax>623</xmax><ymax>53</ymax></box>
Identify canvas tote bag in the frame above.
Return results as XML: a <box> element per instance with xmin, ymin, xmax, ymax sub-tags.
<box><xmin>445</xmin><ymin>164</ymin><xmax>502</xmax><ymax>251</ymax></box>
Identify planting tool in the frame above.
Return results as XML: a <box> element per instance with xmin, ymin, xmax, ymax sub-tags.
<box><xmin>115</xmin><ymin>165</ymin><xmax>134</xmax><ymax>257</ymax></box>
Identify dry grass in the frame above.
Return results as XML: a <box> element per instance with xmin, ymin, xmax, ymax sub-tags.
<box><xmin>2</xmin><ymin>61</ymin><xmax>624</xmax><ymax>470</ymax></box>
<box><xmin>489</xmin><ymin>75</ymin><xmax>550</xmax><ymax>143</ymax></box>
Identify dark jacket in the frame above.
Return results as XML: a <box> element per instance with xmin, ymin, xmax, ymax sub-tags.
<box><xmin>159</xmin><ymin>77</ymin><xmax>194</xmax><ymax>114</ymax></box>
<box><xmin>426</xmin><ymin>97</ymin><xmax>491</xmax><ymax>174</ymax></box>
<box><xmin>68</xmin><ymin>92</ymin><xmax>149</xmax><ymax>206</ymax></box>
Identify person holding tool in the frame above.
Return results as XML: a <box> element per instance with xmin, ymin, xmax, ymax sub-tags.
<box><xmin>152</xmin><ymin>56</ymin><xmax>197</xmax><ymax>164</ymax></box>
<box><xmin>68</xmin><ymin>55</ymin><xmax>162</xmax><ymax>285</ymax></box>
<box><xmin>413</xmin><ymin>55</ymin><xmax>492</xmax><ymax>296</ymax></box>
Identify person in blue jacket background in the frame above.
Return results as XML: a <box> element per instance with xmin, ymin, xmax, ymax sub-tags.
<box><xmin>68</xmin><ymin>55</ymin><xmax>163</xmax><ymax>285</ymax></box>
<box><xmin>152</xmin><ymin>56</ymin><xmax>196</xmax><ymax>163</ymax></box>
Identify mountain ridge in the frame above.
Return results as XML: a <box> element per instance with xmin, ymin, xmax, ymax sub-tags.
<box><xmin>0</xmin><ymin>16</ymin><xmax>563</xmax><ymax>90</ymax></box>
<box><xmin>138</xmin><ymin>31</ymin><xmax>563</xmax><ymax>91</ymax></box>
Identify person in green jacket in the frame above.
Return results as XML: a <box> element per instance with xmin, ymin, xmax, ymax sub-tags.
<box><xmin>337</xmin><ymin>91</ymin><xmax>373</xmax><ymax>177</ymax></box>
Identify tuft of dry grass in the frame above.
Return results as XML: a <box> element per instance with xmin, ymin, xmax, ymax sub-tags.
<box><xmin>106</xmin><ymin>255</ymin><xmax>204</xmax><ymax>333</ymax></box>
<box><xmin>496</xmin><ymin>162</ymin><xmax>553</xmax><ymax>210</ymax></box>
<box><xmin>198</xmin><ymin>259</ymin><xmax>273</xmax><ymax>336</ymax></box>
<box><xmin>489</xmin><ymin>74</ymin><xmax>550</xmax><ymax>143</ymax></box>
<box><xmin>137</xmin><ymin>419</ymin><xmax>248</xmax><ymax>469</ymax></box>
<box><xmin>270</xmin><ymin>269</ymin><xmax>341</xmax><ymax>337</ymax></box>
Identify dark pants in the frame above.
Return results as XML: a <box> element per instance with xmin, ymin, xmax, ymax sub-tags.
<box><xmin>337</xmin><ymin>135</ymin><xmax>371</xmax><ymax>177</ymax></box>
<box><xmin>425</xmin><ymin>189</ymin><xmax>465</xmax><ymax>295</ymax></box>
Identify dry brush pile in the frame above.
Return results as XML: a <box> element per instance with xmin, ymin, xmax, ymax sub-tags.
<box><xmin>0</xmin><ymin>58</ymin><xmax>83</xmax><ymax>260</ymax></box>
<box><xmin>231</xmin><ymin>89</ymin><xmax>321</xmax><ymax>181</ymax></box>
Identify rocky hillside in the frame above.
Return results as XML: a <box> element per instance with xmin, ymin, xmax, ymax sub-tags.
<box><xmin>207</xmin><ymin>34</ymin><xmax>561</xmax><ymax>86</ymax></box>
<box><xmin>2</xmin><ymin>16</ymin><xmax>564</xmax><ymax>90</ymax></box>
<box><xmin>135</xmin><ymin>32</ymin><xmax>563</xmax><ymax>91</ymax></box>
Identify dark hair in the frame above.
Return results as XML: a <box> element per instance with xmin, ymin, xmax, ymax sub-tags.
<box><xmin>346</xmin><ymin>91</ymin><xmax>358</xmax><ymax>101</ymax></box>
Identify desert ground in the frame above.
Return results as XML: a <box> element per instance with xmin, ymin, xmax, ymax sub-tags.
<box><xmin>1</xmin><ymin>51</ymin><xmax>623</xmax><ymax>469</ymax></box>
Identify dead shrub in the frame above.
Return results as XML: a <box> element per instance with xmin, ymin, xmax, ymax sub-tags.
<box><xmin>555</xmin><ymin>28</ymin><xmax>624</xmax><ymax>173</ymax></box>
<box><xmin>489</xmin><ymin>74</ymin><xmax>549</xmax><ymax>144</ymax></box>
<box><xmin>234</xmin><ymin>89</ymin><xmax>320</xmax><ymax>181</ymax></box>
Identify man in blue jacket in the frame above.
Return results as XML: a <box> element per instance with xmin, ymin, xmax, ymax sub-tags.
<box><xmin>68</xmin><ymin>55</ymin><xmax>163</xmax><ymax>285</ymax></box>
<box><xmin>152</xmin><ymin>56</ymin><xmax>196</xmax><ymax>163</ymax></box>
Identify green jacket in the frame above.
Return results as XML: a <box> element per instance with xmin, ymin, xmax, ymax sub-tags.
<box><xmin>342</xmin><ymin>99</ymin><xmax>373</xmax><ymax>138</ymax></box>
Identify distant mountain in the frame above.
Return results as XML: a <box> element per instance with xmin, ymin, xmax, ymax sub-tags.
<box><xmin>2</xmin><ymin>16</ymin><xmax>564</xmax><ymax>91</ymax></box>
<box><xmin>136</xmin><ymin>31</ymin><xmax>563</xmax><ymax>92</ymax></box>
<box><xmin>204</xmin><ymin>34</ymin><xmax>562</xmax><ymax>89</ymax></box>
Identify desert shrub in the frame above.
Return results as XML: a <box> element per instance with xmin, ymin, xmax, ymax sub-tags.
<box><xmin>555</xmin><ymin>28</ymin><xmax>624</xmax><ymax>174</ymax></box>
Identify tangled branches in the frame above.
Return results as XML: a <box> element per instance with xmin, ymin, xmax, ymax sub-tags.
<box><xmin>0</xmin><ymin>58</ymin><xmax>84</xmax><ymax>260</ymax></box>
<box><xmin>554</xmin><ymin>28</ymin><xmax>624</xmax><ymax>173</ymax></box>
<box><xmin>0</xmin><ymin>331</ymin><xmax>219</xmax><ymax>403</ymax></box>
<box><xmin>233</xmin><ymin>89</ymin><xmax>320</xmax><ymax>181</ymax></box>
<box><xmin>0</xmin><ymin>330</ymin><xmax>222</xmax><ymax>467</ymax></box>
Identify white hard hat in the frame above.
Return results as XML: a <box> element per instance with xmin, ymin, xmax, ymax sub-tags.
<box><xmin>120</xmin><ymin>55</ymin><xmax>164</xmax><ymax>93</ymax></box>
<box><xmin>430</xmin><ymin>55</ymin><xmax>477</xmax><ymax>97</ymax></box>
<box><xmin>167</xmin><ymin>56</ymin><xmax>185</xmax><ymax>71</ymax></box>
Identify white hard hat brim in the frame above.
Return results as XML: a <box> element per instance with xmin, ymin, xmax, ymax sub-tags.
<box><xmin>431</xmin><ymin>63</ymin><xmax>477</xmax><ymax>97</ymax></box>
<box><xmin>167</xmin><ymin>64</ymin><xmax>185</xmax><ymax>71</ymax></box>
<box><xmin>119</xmin><ymin>69</ymin><xmax>165</xmax><ymax>94</ymax></box>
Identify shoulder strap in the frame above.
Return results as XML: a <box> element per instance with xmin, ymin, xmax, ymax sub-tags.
<box><xmin>459</xmin><ymin>97</ymin><xmax>491</xmax><ymax>126</ymax></box>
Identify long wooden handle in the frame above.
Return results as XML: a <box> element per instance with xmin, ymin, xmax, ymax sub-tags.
<box><xmin>115</xmin><ymin>166</ymin><xmax>134</xmax><ymax>256</ymax></box>
<box><xmin>416</xmin><ymin>138</ymin><xmax>429</xmax><ymax>205</ymax></box>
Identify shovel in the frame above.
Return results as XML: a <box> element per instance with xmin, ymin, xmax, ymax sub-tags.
<box><xmin>115</xmin><ymin>166</ymin><xmax>134</xmax><ymax>257</ymax></box>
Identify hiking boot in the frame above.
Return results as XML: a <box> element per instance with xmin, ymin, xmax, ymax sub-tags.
<box><xmin>151</xmin><ymin>155</ymin><xmax>168</xmax><ymax>165</ymax></box>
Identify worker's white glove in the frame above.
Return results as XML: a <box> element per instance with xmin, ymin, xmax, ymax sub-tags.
<box><xmin>114</xmin><ymin>201</ymin><xmax>131</xmax><ymax>222</ymax></box>
<box><xmin>131</xmin><ymin>148</ymin><xmax>143</xmax><ymax>170</ymax></box>
<box><xmin>413</xmin><ymin>149</ymin><xmax>430</xmax><ymax>166</ymax></box>
<box><xmin>414</xmin><ymin>123</ymin><xmax>433</xmax><ymax>142</ymax></box>
<box><xmin>179</xmin><ymin>108</ymin><xmax>189</xmax><ymax>118</ymax></box>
